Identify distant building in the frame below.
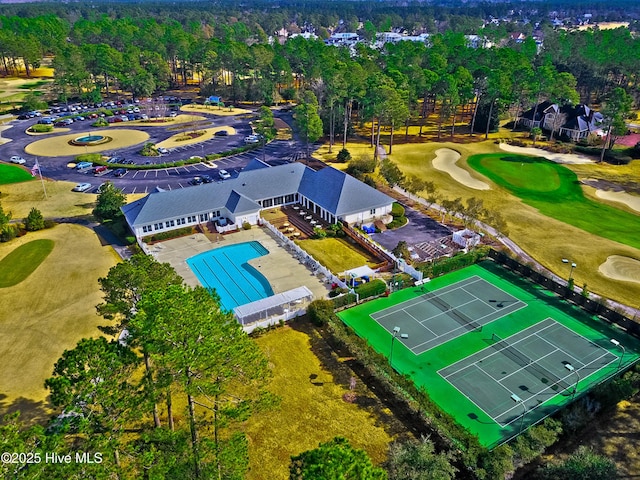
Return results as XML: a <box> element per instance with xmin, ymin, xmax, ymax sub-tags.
<box><xmin>518</xmin><ymin>102</ymin><xmax>603</xmax><ymax>140</ymax></box>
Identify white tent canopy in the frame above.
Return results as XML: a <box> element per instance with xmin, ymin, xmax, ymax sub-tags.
<box><xmin>341</xmin><ymin>265</ymin><xmax>377</xmax><ymax>279</ymax></box>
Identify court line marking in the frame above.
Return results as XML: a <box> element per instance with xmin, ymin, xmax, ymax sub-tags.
<box><xmin>439</xmin><ymin>318</ymin><xmax>620</xmax><ymax>426</ymax></box>
<box><xmin>401</xmin><ymin>308</ymin><xmax>438</xmax><ymax>338</ymax></box>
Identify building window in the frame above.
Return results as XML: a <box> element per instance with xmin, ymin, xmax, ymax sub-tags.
<box><xmin>285</xmin><ymin>194</ymin><xmax>296</xmax><ymax>203</ymax></box>
<box><xmin>142</xmin><ymin>225</ymin><xmax>151</xmax><ymax>233</ymax></box>
<box><xmin>370</xmin><ymin>208</ymin><xmax>376</xmax><ymax>215</ymax></box>
<box><xmin>263</xmin><ymin>198</ymin><xmax>273</xmax><ymax>208</ymax></box>
<box><xmin>200</xmin><ymin>213</ymin><xmax>208</xmax><ymax>222</ymax></box>
<box><xmin>178</xmin><ymin>218</ymin><xmax>185</xmax><ymax>225</ymax></box>
<box><xmin>154</xmin><ymin>223</ymin><xmax>163</xmax><ymax>231</ymax></box>
<box><xmin>274</xmin><ymin>196</ymin><xmax>284</xmax><ymax>205</ymax></box>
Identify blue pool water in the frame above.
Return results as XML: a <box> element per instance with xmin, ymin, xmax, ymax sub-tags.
<box><xmin>187</xmin><ymin>241</ymin><xmax>273</xmax><ymax>311</ymax></box>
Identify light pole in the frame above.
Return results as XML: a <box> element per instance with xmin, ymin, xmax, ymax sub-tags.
<box><xmin>611</xmin><ymin>339</ymin><xmax>626</xmax><ymax>370</ymax></box>
<box><xmin>564</xmin><ymin>363</ymin><xmax>580</xmax><ymax>400</ymax></box>
<box><xmin>510</xmin><ymin>393</ymin><xmax>526</xmax><ymax>435</ymax></box>
<box><xmin>561</xmin><ymin>258</ymin><xmax>577</xmax><ymax>282</ymax></box>
<box><xmin>389</xmin><ymin>327</ymin><xmax>408</xmax><ymax>368</ymax></box>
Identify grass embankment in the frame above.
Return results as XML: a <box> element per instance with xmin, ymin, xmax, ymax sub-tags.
<box><xmin>0</xmin><ymin>224</ymin><xmax>120</xmax><ymax>422</ymax></box>
<box><xmin>244</xmin><ymin>324</ymin><xmax>397</xmax><ymax>479</ymax></box>
<box><xmin>296</xmin><ymin>237</ymin><xmax>380</xmax><ymax>273</ymax></box>
<box><xmin>0</xmin><ymin>163</ymin><xmax>35</xmax><ymax>184</ymax></box>
<box><xmin>468</xmin><ymin>154</ymin><xmax>640</xmax><ymax>250</ymax></box>
<box><xmin>0</xmin><ymin>239</ymin><xmax>54</xmax><ymax>287</ymax></box>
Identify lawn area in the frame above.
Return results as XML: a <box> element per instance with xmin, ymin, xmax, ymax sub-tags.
<box><xmin>381</xmin><ymin>140</ymin><xmax>640</xmax><ymax>309</ymax></box>
<box><xmin>296</xmin><ymin>237</ymin><xmax>380</xmax><ymax>273</ymax></box>
<box><xmin>0</xmin><ymin>224</ymin><xmax>120</xmax><ymax>423</ymax></box>
<box><xmin>0</xmin><ymin>239</ymin><xmax>54</xmax><ymax>287</ymax></box>
<box><xmin>468</xmin><ymin>153</ymin><xmax>640</xmax><ymax>250</ymax></box>
<box><xmin>0</xmin><ymin>163</ymin><xmax>35</xmax><ymax>185</ymax></box>
<box><xmin>0</xmin><ymin>178</ymin><xmax>145</xmax><ymax>219</ymax></box>
<box><xmin>243</xmin><ymin>323</ymin><xmax>400</xmax><ymax>479</ymax></box>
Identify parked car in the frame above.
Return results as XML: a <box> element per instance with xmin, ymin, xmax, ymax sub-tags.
<box><xmin>9</xmin><ymin>155</ymin><xmax>26</xmax><ymax>164</ymax></box>
<box><xmin>93</xmin><ymin>166</ymin><xmax>108</xmax><ymax>175</ymax></box>
<box><xmin>75</xmin><ymin>161</ymin><xmax>93</xmax><ymax>170</ymax></box>
<box><xmin>157</xmin><ymin>147</ymin><xmax>169</xmax><ymax>154</ymax></box>
<box><xmin>190</xmin><ymin>176</ymin><xmax>203</xmax><ymax>185</ymax></box>
<box><xmin>215</xmin><ymin>130</ymin><xmax>229</xmax><ymax>137</ymax></box>
<box><xmin>201</xmin><ymin>174</ymin><xmax>213</xmax><ymax>183</ymax></box>
<box><xmin>218</xmin><ymin>169</ymin><xmax>231</xmax><ymax>180</ymax></box>
<box><xmin>113</xmin><ymin>168</ymin><xmax>127</xmax><ymax>177</ymax></box>
<box><xmin>244</xmin><ymin>135</ymin><xmax>259</xmax><ymax>144</ymax></box>
<box><xmin>72</xmin><ymin>182</ymin><xmax>92</xmax><ymax>192</ymax></box>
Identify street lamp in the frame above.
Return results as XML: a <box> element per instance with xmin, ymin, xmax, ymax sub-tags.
<box><xmin>389</xmin><ymin>327</ymin><xmax>408</xmax><ymax>368</ymax></box>
<box><xmin>510</xmin><ymin>393</ymin><xmax>526</xmax><ymax>435</ymax></box>
<box><xmin>611</xmin><ymin>339</ymin><xmax>626</xmax><ymax>370</ymax></box>
<box><xmin>564</xmin><ymin>363</ymin><xmax>580</xmax><ymax>400</ymax></box>
<box><xmin>561</xmin><ymin>258</ymin><xmax>577</xmax><ymax>282</ymax></box>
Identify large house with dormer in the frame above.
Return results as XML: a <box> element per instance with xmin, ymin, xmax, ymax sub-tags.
<box><xmin>122</xmin><ymin>159</ymin><xmax>395</xmax><ymax>241</ymax></box>
<box><xmin>517</xmin><ymin>102</ymin><xmax>603</xmax><ymax>141</ymax></box>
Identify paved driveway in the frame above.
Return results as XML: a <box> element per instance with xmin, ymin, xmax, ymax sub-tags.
<box><xmin>370</xmin><ymin>205</ymin><xmax>451</xmax><ymax>252</ymax></box>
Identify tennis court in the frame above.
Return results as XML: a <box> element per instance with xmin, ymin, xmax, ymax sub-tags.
<box><xmin>439</xmin><ymin>318</ymin><xmax>618</xmax><ymax>428</ymax></box>
<box><xmin>371</xmin><ymin>276</ymin><xmax>525</xmax><ymax>354</ymax></box>
<box><xmin>337</xmin><ymin>261</ymin><xmax>640</xmax><ymax>447</ymax></box>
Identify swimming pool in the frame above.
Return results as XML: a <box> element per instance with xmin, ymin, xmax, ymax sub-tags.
<box><xmin>187</xmin><ymin>241</ymin><xmax>274</xmax><ymax>311</ymax></box>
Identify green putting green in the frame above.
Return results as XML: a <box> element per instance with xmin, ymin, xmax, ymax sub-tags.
<box><xmin>0</xmin><ymin>239</ymin><xmax>54</xmax><ymax>287</ymax></box>
<box><xmin>338</xmin><ymin>261</ymin><xmax>640</xmax><ymax>447</ymax></box>
<box><xmin>468</xmin><ymin>153</ymin><xmax>640</xmax><ymax>250</ymax></box>
<box><xmin>0</xmin><ymin>163</ymin><xmax>35</xmax><ymax>185</ymax></box>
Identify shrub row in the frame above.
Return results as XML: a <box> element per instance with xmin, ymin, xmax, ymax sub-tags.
<box><xmin>77</xmin><ymin>144</ymin><xmax>261</xmax><ymax>171</ymax></box>
<box><xmin>573</xmin><ymin>145</ymin><xmax>632</xmax><ymax>164</ymax></box>
<box><xmin>29</xmin><ymin>124</ymin><xmax>53</xmax><ymax>133</ymax></box>
<box><xmin>417</xmin><ymin>246</ymin><xmax>491</xmax><ymax>278</ymax></box>
<box><xmin>354</xmin><ymin>279</ymin><xmax>387</xmax><ymax>298</ymax></box>
<box><xmin>142</xmin><ymin>226</ymin><xmax>194</xmax><ymax>243</ymax></box>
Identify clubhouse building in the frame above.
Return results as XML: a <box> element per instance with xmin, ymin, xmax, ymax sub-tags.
<box><xmin>122</xmin><ymin>159</ymin><xmax>395</xmax><ymax>240</ymax></box>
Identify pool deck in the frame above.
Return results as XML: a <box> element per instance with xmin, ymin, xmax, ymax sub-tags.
<box><xmin>149</xmin><ymin>227</ymin><xmax>330</xmax><ymax>303</ymax></box>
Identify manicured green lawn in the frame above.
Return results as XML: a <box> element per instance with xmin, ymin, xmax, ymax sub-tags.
<box><xmin>468</xmin><ymin>153</ymin><xmax>640</xmax><ymax>250</ymax></box>
<box><xmin>0</xmin><ymin>239</ymin><xmax>54</xmax><ymax>287</ymax></box>
<box><xmin>0</xmin><ymin>163</ymin><xmax>35</xmax><ymax>185</ymax></box>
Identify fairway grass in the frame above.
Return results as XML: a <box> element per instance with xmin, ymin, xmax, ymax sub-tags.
<box><xmin>0</xmin><ymin>163</ymin><xmax>35</xmax><ymax>185</ymax></box>
<box><xmin>244</xmin><ymin>324</ymin><xmax>397</xmax><ymax>479</ymax></box>
<box><xmin>0</xmin><ymin>239</ymin><xmax>54</xmax><ymax>287</ymax></box>
<box><xmin>468</xmin><ymin>154</ymin><xmax>640</xmax><ymax>251</ymax></box>
<box><xmin>382</xmin><ymin>140</ymin><xmax>640</xmax><ymax>308</ymax></box>
<box><xmin>0</xmin><ymin>224</ymin><xmax>120</xmax><ymax>421</ymax></box>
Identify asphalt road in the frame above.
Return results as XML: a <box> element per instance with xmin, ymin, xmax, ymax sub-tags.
<box><xmin>0</xmin><ymin>109</ymin><xmax>311</xmax><ymax>194</ymax></box>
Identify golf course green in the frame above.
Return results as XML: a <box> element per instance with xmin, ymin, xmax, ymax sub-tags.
<box><xmin>0</xmin><ymin>163</ymin><xmax>35</xmax><ymax>185</ymax></box>
<box><xmin>468</xmin><ymin>153</ymin><xmax>640</xmax><ymax>250</ymax></box>
<box><xmin>0</xmin><ymin>239</ymin><xmax>54</xmax><ymax>287</ymax></box>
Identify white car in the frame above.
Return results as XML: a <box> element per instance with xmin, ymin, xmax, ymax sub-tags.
<box><xmin>9</xmin><ymin>156</ymin><xmax>26</xmax><ymax>164</ymax></box>
<box><xmin>157</xmin><ymin>147</ymin><xmax>169</xmax><ymax>154</ymax></box>
<box><xmin>218</xmin><ymin>169</ymin><xmax>231</xmax><ymax>180</ymax></box>
<box><xmin>244</xmin><ymin>135</ymin><xmax>259</xmax><ymax>144</ymax></box>
<box><xmin>72</xmin><ymin>182</ymin><xmax>92</xmax><ymax>192</ymax></box>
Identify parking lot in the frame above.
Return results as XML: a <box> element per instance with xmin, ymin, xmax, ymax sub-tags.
<box><xmin>2</xmin><ymin>106</ymin><xmax>308</xmax><ymax>194</ymax></box>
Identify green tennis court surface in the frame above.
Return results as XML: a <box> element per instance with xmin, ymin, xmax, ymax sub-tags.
<box><xmin>338</xmin><ymin>261</ymin><xmax>640</xmax><ymax>447</ymax></box>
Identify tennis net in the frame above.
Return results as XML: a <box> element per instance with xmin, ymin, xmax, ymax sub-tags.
<box><xmin>491</xmin><ymin>333</ymin><xmax>571</xmax><ymax>391</ymax></box>
<box><xmin>424</xmin><ymin>292</ymin><xmax>481</xmax><ymax>332</ymax></box>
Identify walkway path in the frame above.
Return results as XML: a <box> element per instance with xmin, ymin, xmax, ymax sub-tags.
<box><xmin>391</xmin><ymin>186</ymin><xmax>640</xmax><ymax>320</ymax></box>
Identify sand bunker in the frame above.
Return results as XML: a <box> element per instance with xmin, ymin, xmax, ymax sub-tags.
<box><xmin>599</xmin><ymin>256</ymin><xmax>640</xmax><ymax>284</ymax></box>
<box><xmin>595</xmin><ymin>190</ymin><xmax>640</xmax><ymax>213</ymax></box>
<box><xmin>432</xmin><ymin>148</ymin><xmax>491</xmax><ymax>190</ymax></box>
<box><xmin>499</xmin><ymin>143</ymin><xmax>595</xmax><ymax>164</ymax></box>
<box><xmin>25</xmin><ymin>129</ymin><xmax>150</xmax><ymax>156</ymax></box>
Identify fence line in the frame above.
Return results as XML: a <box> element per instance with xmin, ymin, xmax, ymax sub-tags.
<box><xmin>262</xmin><ymin>219</ymin><xmax>348</xmax><ymax>289</ymax></box>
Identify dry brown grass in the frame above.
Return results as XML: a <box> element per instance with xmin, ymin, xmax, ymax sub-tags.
<box><xmin>0</xmin><ymin>224</ymin><xmax>119</xmax><ymax>422</ymax></box>
<box><xmin>243</xmin><ymin>324</ymin><xmax>400</xmax><ymax>479</ymax></box>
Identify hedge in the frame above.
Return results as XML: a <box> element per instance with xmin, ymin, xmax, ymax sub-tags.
<box><xmin>355</xmin><ymin>279</ymin><xmax>387</xmax><ymax>298</ymax></box>
<box><xmin>418</xmin><ymin>246</ymin><xmax>490</xmax><ymax>278</ymax></box>
<box><xmin>142</xmin><ymin>226</ymin><xmax>194</xmax><ymax>243</ymax></box>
